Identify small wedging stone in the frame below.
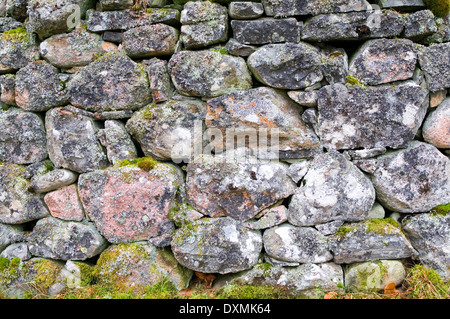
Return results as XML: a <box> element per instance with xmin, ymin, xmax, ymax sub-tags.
<box><xmin>0</xmin><ymin>242</ymin><xmax>30</xmax><ymax>260</ymax></box>
<box><xmin>31</xmin><ymin>169</ymin><xmax>78</xmax><ymax>193</ymax></box>
<box><xmin>345</xmin><ymin>260</ymin><xmax>407</xmax><ymax>292</ymax></box>
<box><xmin>402</xmin><ymin>211</ymin><xmax>450</xmax><ymax>280</ymax></box>
<box><xmin>321</xmin><ymin>46</ymin><xmax>349</xmax><ymax>84</ymax></box>
<box><xmin>317</xmin><ymin>82</ymin><xmax>429</xmax><ymax>151</ymax></box>
<box><xmin>45</xmin><ymin>107</ymin><xmax>108</xmax><ymax>173</ymax></box>
<box><xmin>68</xmin><ymin>51</ymin><xmax>151</xmax><ymax>112</ymax></box>
<box><xmin>330</xmin><ymin>218</ymin><xmax>417</xmax><ymax>264</ymax></box>
<box><xmin>315</xmin><ymin>220</ymin><xmax>344</xmax><ymax>236</ymax></box>
<box><xmin>247</xmin><ymin>42</ymin><xmax>323</xmax><ymax>90</ymax></box>
<box><xmin>288</xmin><ymin>151</ymin><xmax>375</xmax><ymax>226</ymax></box>
<box><xmin>0</xmin><ymin>163</ymin><xmax>49</xmax><ymax>224</ymax></box>
<box><xmin>0</xmin><ymin>107</ymin><xmax>47</xmax><ymax>165</ymax></box>
<box><xmin>171</xmin><ymin>217</ymin><xmax>263</xmax><ymax>274</ymax></box>
<box><xmin>0</xmin><ymin>223</ymin><xmax>24</xmax><ymax>252</ymax></box>
<box><xmin>418</xmin><ymin>42</ymin><xmax>450</xmax><ymax>92</ymax></box>
<box><xmin>99</xmin><ymin>0</ymin><xmax>133</xmax><ymax>10</ymax></box>
<box><xmin>44</xmin><ymin>184</ymin><xmax>85</xmax><ymax>222</ymax></box>
<box><xmin>263</xmin><ymin>223</ymin><xmax>333</xmax><ymax>263</ymax></box>
<box><xmin>214</xmin><ymin>262</ymin><xmax>344</xmax><ymax>298</ymax></box>
<box><xmin>244</xmin><ymin>205</ymin><xmax>288</xmax><ymax>230</ymax></box>
<box><xmin>168</xmin><ymin>49</ymin><xmax>252</xmax><ymax>98</ymax></box>
<box><xmin>0</xmin><ymin>27</ymin><xmax>39</xmax><ymax>73</ymax></box>
<box><xmin>229</xmin><ymin>2</ymin><xmax>264</xmax><ymax>19</ymax></box>
<box><xmin>225</xmin><ymin>38</ymin><xmax>257</xmax><ymax>57</ymax></box>
<box><xmin>348</xmin><ymin>38</ymin><xmax>417</xmax><ymax>86</ymax></box>
<box><xmin>403</xmin><ymin>9</ymin><xmax>437</xmax><ymax>39</ymax></box>
<box><xmin>143</xmin><ymin>58</ymin><xmax>173</xmax><ymax>104</ymax></box>
<box><xmin>98</xmin><ymin>120</ymin><xmax>137</xmax><ymax>164</ymax></box>
<box><xmin>27</xmin><ymin>216</ymin><xmax>107</xmax><ymax>261</ymax></box>
<box><xmin>0</xmin><ymin>74</ymin><xmax>15</xmax><ymax>105</ymax></box>
<box><xmin>94</xmin><ymin>242</ymin><xmax>193</xmax><ymax>291</ymax></box>
<box><xmin>186</xmin><ymin>149</ymin><xmax>297</xmax><ymax>221</ymax></box>
<box><xmin>378</xmin><ymin>0</ymin><xmax>425</xmax><ymax>10</ymax></box>
<box><xmin>266</xmin><ymin>0</ymin><xmax>372</xmax><ymax>17</ymax></box>
<box><xmin>369</xmin><ymin>141</ymin><xmax>450</xmax><ymax>213</ymax></box>
<box><xmin>422</xmin><ymin>98</ymin><xmax>450</xmax><ymax>149</ymax></box>
<box><xmin>78</xmin><ymin>161</ymin><xmax>184</xmax><ymax>244</ymax></box>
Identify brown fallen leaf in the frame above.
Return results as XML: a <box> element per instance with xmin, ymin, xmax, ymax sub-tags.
<box><xmin>195</xmin><ymin>271</ymin><xmax>216</xmax><ymax>288</ymax></box>
<box><xmin>324</xmin><ymin>291</ymin><xmax>338</xmax><ymax>299</ymax></box>
<box><xmin>384</xmin><ymin>282</ymin><xmax>399</xmax><ymax>296</ymax></box>
<box><xmin>179</xmin><ymin>288</ymin><xmax>192</xmax><ymax>298</ymax></box>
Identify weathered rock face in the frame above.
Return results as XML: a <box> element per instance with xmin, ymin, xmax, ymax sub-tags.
<box><xmin>44</xmin><ymin>184</ymin><xmax>85</xmax><ymax>222</ymax></box>
<box><xmin>0</xmin><ymin>163</ymin><xmax>49</xmax><ymax>224</ymax></box>
<box><xmin>402</xmin><ymin>212</ymin><xmax>450</xmax><ymax>280</ymax></box>
<box><xmin>125</xmin><ymin>97</ymin><xmax>205</xmax><ymax>162</ymax></box>
<box><xmin>348</xmin><ymin>38</ymin><xmax>417</xmax><ymax>85</ymax></box>
<box><xmin>78</xmin><ymin>161</ymin><xmax>184</xmax><ymax>244</ymax></box>
<box><xmin>0</xmin><ymin>108</ymin><xmax>47</xmax><ymax>165</ymax></box>
<box><xmin>367</xmin><ymin>142</ymin><xmax>450</xmax><ymax>213</ymax></box>
<box><xmin>330</xmin><ymin>219</ymin><xmax>417</xmax><ymax>264</ymax></box>
<box><xmin>45</xmin><ymin>107</ymin><xmax>108</xmax><ymax>173</ymax></box>
<box><xmin>14</xmin><ymin>61</ymin><xmax>68</xmax><ymax>112</ymax></box>
<box><xmin>247</xmin><ymin>43</ymin><xmax>323</xmax><ymax>90</ymax></box>
<box><xmin>168</xmin><ymin>50</ymin><xmax>252</xmax><ymax>98</ymax></box>
<box><xmin>171</xmin><ymin>217</ymin><xmax>263</xmax><ymax>274</ymax></box>
<box><xmin>143</xmin><ymin>58</ymin><xmax>173</xmax><ymax>104</ymax></box>
<box><xmin>31</xmin><ymin>169</ymin><xmax>78</xmax><ymax>194</ymax></box>
<box><xmin>99</xmin><ymin>0</ymin><xmax>134</xmax><ymax>11</ymax></box>
<box><xmin>229</xmin><ymin>2</ymin><xmax>264</xmax><ymax>20</ymax></box>
<box><xmin>27</xmin><ymin>217</ymin><xmax>107</xmax><ymax>261</ymax></box>
<box><xmin>94</xmin><ymin>242</ymin><xmax>193</xmax><ymax>290</ymax></box>
<box><xmin>317</xmin><ymin>82</ymin><xmax>429</xmax><ymax>151</ymax></box>
<box><xmin>0</xmin><ymin>27</ymin><xmax>39</xmax><ymax>73</ymax></box>
<box><xmin>266</xmin><ymin>0</ymin><xmax>372</xmax><ymax>17</ymax></box>
<box><xmin>68</xmin><ymin>51</ymin><xmax>150</xmax><ymax>112</ymax></box>
<box><xmin>244</xmin><ymin>205</ymin><xmax>288</xmax><ymax>230</ymax></box>
<box><xmin>419</xmin><ymin>42</ymin><xmax>450</xmax><ymax>92</ymax></box>
<box><xmin>404</xmin><ymin>9</ymin><xmax>438</xmax><ymax>40</ymax></box>
<box><xmin>288</xmin><ymin>151</ymin><xmax>376</xmax><ymax>226</ymax></box>
<box><xmin>422</xmin><ymin>98</ymin><xmax>450</xmax><ymax>148</ymax></box>
<box><xmin>263</xmin><ymin>223</ymin><xmax>332</xmax><ymax>263</ymax></box>
<box><xmin>0</xmin><ymin>223</ymin><xmax>24</xmax><ymax>252</ymax></box>
<box><xmin>205</xmin><ymin>87</ymin><xmax>320</xmax><ymax>159</ymax></box>
<box><xmin>98</xmin><ymin>120</ymin><xmax>137</xmax><ymax>164</ymax></box>
<box><xmin>186</xmin><ymin>150</ymin><xmax>296</xmax><ymax>221</ymax></box>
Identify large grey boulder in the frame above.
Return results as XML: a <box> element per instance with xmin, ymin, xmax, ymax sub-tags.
<box><xmin>68</xmin><ymin>51</ymin><xmax>151</xmax><ymax>112</ymax></box>
<box><xmin>367</xmin><ymin>141</ymin><xmax>450</xmax><ymax>213</ymax></box>
<box><xmin>205</xmin><ymin>87</ymin><xmax>321</xmax><ymax>159</ymax></box>
<box><xmin>317</xmin><ymin>82</ymin><xmax>429</xmax><ymax>151</ymax></box>
<box><xmin>418</xmin><ymin>42</ymin><xmax>450</xmax><ymax>92</ymax></box>
<box><xmin>186</xmin><ymin>149</ymin><xmax>297</xmax><ymax>221</ymax></box>
<box><xmin>27</xmin><ymin>217</ymin><xmax>107</xmax><ymax>261</ymax></box>
<box><xmin>402</xmin><ymin>211</ymin><xmax>450</xmax><ymax>280</ymax></box>
<box><xmin>0</xmin><ymin>107</ymin><xmax>47</xmax><ymax>165</ymax></box>
<box><xmin>168</xmin><ymin>50</ymin><xmax>252</xmax><ymax>98</ymax></box>
<box><xmin>0</xmin><ymin>28</ymin><xmax>39</xmax><ymax>73</ymax></box>
<box><xmin>247</xmin><ymin>43</ymin><xmax>323</xmax><ymax>90</ymax></box>
<box><xmin>171</xmin><ymin>217</ymin><xmax>263</xmax><ymax>274</ymax></box>
<box><xmin>263</xmin><ymin>223</ymin><xmax>333</xmax><ymax>263</ymax></box>
<box><xmin>45</xmin><ymin>107</ymin><xmax>108</xmax><ymax>173</ymax></box>
<box><xmin>288</xmin><ymin>151</ymin><xmax>375</xmax><ymax>226</ymax></box>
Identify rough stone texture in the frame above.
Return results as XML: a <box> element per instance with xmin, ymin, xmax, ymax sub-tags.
<box><xmin>45</xmin><ymin>107</ymin><xmax>108</xmax><ymax>173</ymax></box>
<box><xmin>302</xmin><ymin>10</ymin><xmax>405</xmax><ymax>42</ymax></box>
<box><xmin>0</xmin><ymin>107</ymin><xmax>47</xmax><ymax>165</ymax></box>
<box><xmin>31</xmin><ymin>169</ymin><xmax>78</xmax><ymax>193</ymax></box>
<box><xmin>378</xmin><ymin>0</ymin><xmax>425</xmax><ymax>10</ymax></box>
<box><xmin>44</xmin><ymin>184</ymin><xmax>85</xmax><ymax>222</ymax></box>
<box><xmin>78</xmin><ymin>161</ymin><xmax>184</xmax><ymax>244</ymax></box>
<box><xmin>287</xmin><ymin>160</ymin><xmax>310</xmax><ymax>183</ymax></box>
<box><xmin>215</xmin><ymin>262</ymin><xmax>344</xmax><ymax>298</ymax></box>
<box><xmin>321</xmin><ymin>46</ymin><xmax>349</xmax><ymax>84</ymax></box>
<box><xmin>225</xmin><ymin>38</ymin><xmax>257</xmax><ymax>57</ymax></box>
<box><xmin>0</xmin><ymin>242</ymin><xmax>30</xmax><ymax>260</ymax></box>
<box><xmin>125</xmin><ymin>97</ymin><xmax>205</xmax><ymax>162</ymax></box>
<box><xmin>28</xmin><ymin>0</ymin><xmax>95</xmax><ymax>38</ymax></box>
<box><xmin>345</xmin><ymin>260</ymin><xmax>407</xmax><ymax>292</ymax></box>
<box><xmin>419</xmin><ymin>42</ymin><xmax>450</xmax><ymax>92</ymax></box>
<box><xmin>348</xmin><ymin>38</ymin><xmax>417</xmax><ymax>86</ymax></box>
<box><xmin>94</xmin><ymin>242</ymin><xmax>193</xmax><ymax>290</ymax></box>
<box><xmin>0</xmin><ymin>17</ymin><xmax>22</xmax><ymax>32</ymax></box>
<box><xmin>430</xmin><ymin>90</ymin><xmax>447</xmax><ymax>108</ymax></box>
<box><xmin>0</xmin><ymin>28</ymin><xmax>39</xmax><ymax>73</ymax></box>
<box><xmin>15</xmin><ymin>61</ymin><xmax>68</xmax><ymax>112</ymax></box>
<box><xmin>0</xmin><ymin>163</ymin><xmax>49</xmax><ymax>224</ymax></box>
<box><xmin>87</xmin><ymin>8</ymin><xmax>180</xmax><ymax>32</ymax></box>
<box><xmin>171</xmin><ymin>217</ymin><xmax>263</xmax><ymax>274</ymax></box>
<box><xmin>27</xmin><ymin>216</ymin><xmax>107</xmax><ymax>261</ymax></box>
<box><xmin>0</xmin><ymin>74</ymin><xmax>15</xmax><ymax>105</ymax></box>
<box><xmin>68</xmin><ymin>51</ymin><xmax>151</xmax><ymax>112</ymax></box>
<box><xmin>231</xmin><ymin>18</ymin><xmax>302</xmax><ymax>45</ymax></box>
<box><xmin>422</xmin><ymin>98</ymin><xmax>450</xmax><ymax>149</ymax></box>
<box><xmin>315</xmin><ymin>220</ymin><xmax>344</xmax><ymax>236</ymax></box>
<box><xmin>186</xmin><ymin>150</ymin><xmax>297</xmax><ymax>221</ymax></box>
<box><xmin>403</xmin><ymin>10</ymin><xmax>437</xmax><ymax>39</ymax></box>
<box><xmin>288</xmin><ymin>151</ymin><xmax>375</xmax><ymax>226</ymax></box>
<box><xmin>123</xmin><ymin>24</ymin><xmax>179</xmax><ymax>58</ymax></box>
<box><xmin>263</xmin><ymin>223</ymin><xmax>332</xmax><ymax>263</ymax></box>
<box><xmin>426</xmin><ymin>13</ymin><xmax>450</xmax><ymax>43</ymax></box>
<box><xmin>0</xmin><ymin>223</ymin><xmax>24</xmax><ymax>252</ymax></box>
<box><xmin>99</xmin><ymin>0</ymin><xmax>134</xmax><ymax>10</ymax></box>
<box><xmin>244</xmin><ymin>205</ymin><xmax>288</xmax><ymax>230</ymax></box>
<box><xmin>98</xmin><ymin>120</ymin><xmax>137</xmax><ymax>164</ymax></box>
<box><xmin>402</xmin><ymin>212</ymin><xmax>450</xmax><ymax>280</ymax></box>
<box><xmin>247</xmin><ymin>43</ymin><xmax>323</xmax><ymax>90</ymax></box>
<box><xmin>330</xmin><ymin>219</ymin><xmax>417</xmax><ymax>264</ymax></box>
<box><xmin>229</xmin><ymin>2</ymin><xmax>264</xmax><ymax>19</ymax></box>
<box><xmin>168</xmin><ymin>50</ymin><xmax>252</xmax><ymax>98</ymax></box>
<box><xmin>205</xmin><ymin>87</ymin><xmax>321</xmax><ymax>159</ymax></box>
<box><xmin>180</xmin><ymin>1</ymin><xmax>228</xmax><ymax>49</ymax></box>
<box><xmin>143</xmin><ymin>58</ymin><xmax>173</xmax><ymax>104</ymax></box>
<box><xmin>39</xmin><ymin>27</ymin><xmax>104</xmax><ymax>69</ymax></box>
<box><xmin>317</xmin><ymin>82</ymin><xmax>429</xmax><ymax>151</ymax></box>
<box><xmin>266</xmin><ymin>0</ymin><xmax>372</xmax><ymax>17</ymax></box>
<box><xmin>368</xmin><ymin>141</ymin><xmax>450</xmax><ymax>213</ymax></box>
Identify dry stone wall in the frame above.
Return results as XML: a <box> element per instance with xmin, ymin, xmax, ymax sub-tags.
<box><xmin>0</xmin><ymin>0</ymin><xmax>450</xmax><ymax>298</ymax></box>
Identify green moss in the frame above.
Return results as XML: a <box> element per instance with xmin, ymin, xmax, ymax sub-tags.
<box><xmin>430</xmin><ymin>203</ymin><xmax>450</xmax><ymax>216</ymax></box>
<box><xmin>32</xmin><ymin>259</ymin><xmax>62</xmax><ymax>290</ymax></box>
<box><xmin>424</xmin><ymin>0</ymin><xmax>450</xmax><ymax>18</ymax></box>
<box><xmin>168</xmin><ymin>203</ymin><xmax>197</xmax><ymax>227</ymax></box>
<box><xmin>365</xmin><ymin>218</ymin><xmax>401</xmax><ymax>236</ymax></box>
<box><xmin>346</xmin><ymin>75</ymin><xmax>367</xmax><ymax>88</ymax></box>
<box><xmin>1</xmin><ymin>27</ymin><xmax>30</xmax><ymax>43</ymax></box>
<box><xmin>73</xmin><ymin>262</ymin><xmax>95</xmax><ymax>287</ymax></box>
<box><xmin>334</xmin><ymin>223</ymin><xmax>358</xmax><ymax>240</ymax></box>
<box><xmin>116</xmin><ymin>157</ymin><xmax>157</xmax><ymax>172</ymax></box>
<box><xmin>215</xmin><ymin>284</ymin><xmax>292</xmax><ymax>299</ymax></box>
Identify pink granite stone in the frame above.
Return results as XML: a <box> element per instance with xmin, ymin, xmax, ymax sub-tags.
<box><xmin>44</xmin><ymin>184</ymin><xmax>85</xmax><ymax>221</ymax></box>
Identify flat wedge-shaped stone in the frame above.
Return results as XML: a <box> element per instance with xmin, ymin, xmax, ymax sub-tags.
<box><xmin>266</xmin><ymin>0</ymin><xmax>372</xmax><ymax>17</ymax></box>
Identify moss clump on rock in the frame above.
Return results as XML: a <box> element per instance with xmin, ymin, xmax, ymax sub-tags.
<box><xmin>116</xmin><ymin>157</ymin><xmax>157</xmax><ymax>172</ymax></box>
<box><xmin>430</xmin><ymin>203</ymin><xmax>450</xmax><ymax>216</ymax></box>
<box><xmin>424</xmin><ymin>0</ymin><xmax>450</xmax><ymax>18</ymax></box>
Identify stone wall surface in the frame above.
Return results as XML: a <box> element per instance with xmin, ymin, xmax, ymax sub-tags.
<box><xmin>0</xmin><ymin>0</ymin><xmax>450</xmax><ymax>298</ymax></box>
